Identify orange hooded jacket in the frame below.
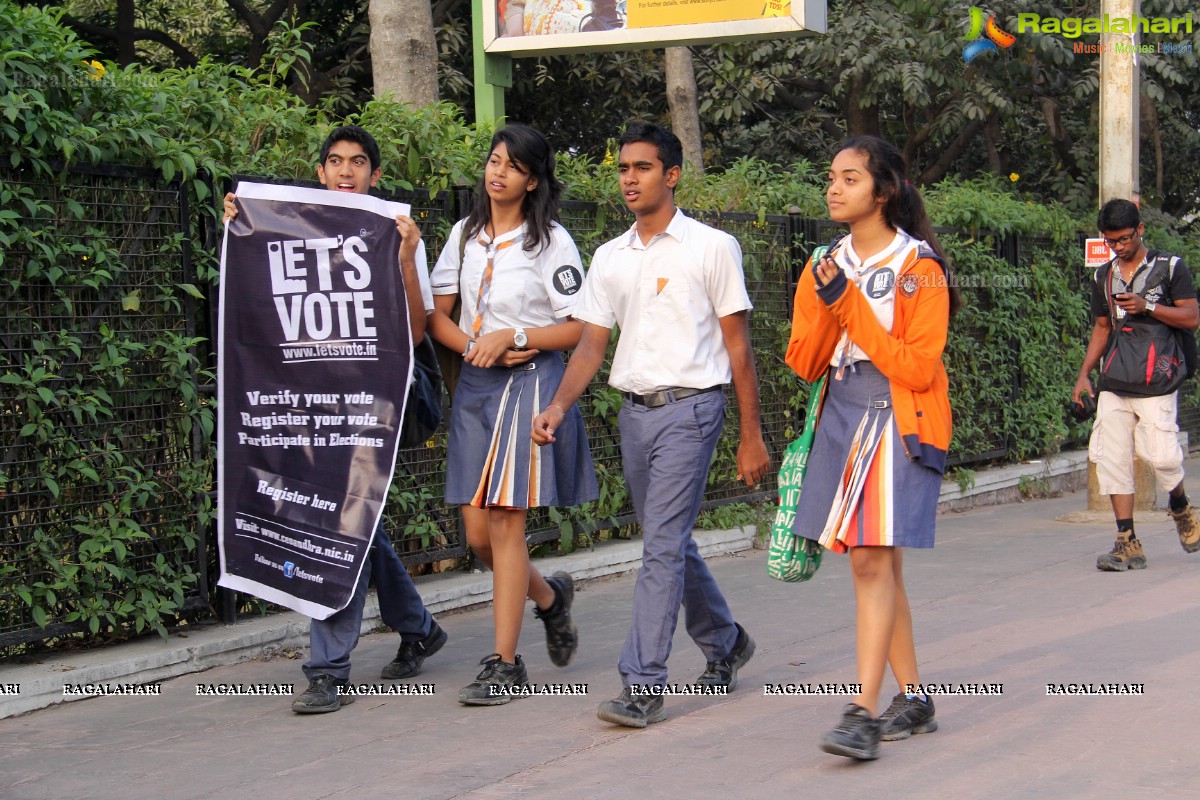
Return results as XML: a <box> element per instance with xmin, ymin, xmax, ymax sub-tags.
<box><xmin>785</xmin><ymin>242</ymin><xmax>953</xmax><ymax>473</ymax></box>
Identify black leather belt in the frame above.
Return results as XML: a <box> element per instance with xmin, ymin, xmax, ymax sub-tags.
<box><xmin>622</xmin><ymin>386</ymin><xmax>722</xmax><ymax>409</ymax></box>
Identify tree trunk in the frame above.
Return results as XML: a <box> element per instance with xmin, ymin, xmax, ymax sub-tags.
<box><xmin>918</xmin><ymin>116</ymin><xmax>989</xmax><ymax>184</ymax></box>
<box><xmin>1140</xmin><ymin>94</ymin><xmax>1163</xmax><ymax>200</ymax></box>
<box><xmin>983</xmin><ymin>112</ymin><xmax>1005</xmax><ymax>175</ymax></box>
<box><xmin>369</xmin><ymin>0</ymin><xmax>439</xmax><ymax>105</ymax></box>
<box><xmin>1037</xmin><ymin>94</ymin><xmax>1077</xmax><ymax>180</ymax></box>
<box><xmin>664</xmin><ymin>47</ymin><xmax>704</xmax><ymax>174</ymax></box>
<box><xmin>843</xmin><ymin>75</ymin><xmax>879</xmax><ymax>138</ymax></box>
<box><xmin>116</xmin><ymin>0</ymin><xmax>136</xmax><ymax>66</ymax></box>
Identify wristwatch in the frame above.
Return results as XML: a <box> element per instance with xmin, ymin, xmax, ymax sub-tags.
<box><xmin>1145</xmin><ymin>301</ymin><xmax>1157</xmax><ymax>315</ymax></box>
<box><xmin>513</xmin><ymin>327</ymin><xmax>528</xmax><ymax>349</ymax></box>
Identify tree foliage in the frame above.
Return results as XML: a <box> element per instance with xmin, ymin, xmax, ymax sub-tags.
<box><xmin>48</xmin><ymin>0</ymin><xmax>480</xmax><ymax>113</ymax></box>
<box><xmin>1</xmin><ymin>3</ymin><xmax>496</xmax><ymax>648</ymax></box>
<box><xmin>39</xmin><ymin>0</ymin><xmax>1200</xmax><ymax>219</ymax></box>
<box><xmin>2</xmin><ymin>3</ymin><xmax>211</xmax><ymax>642</ymax></box>
<box><xmin>692</xmin><ymin>0</ymin><xmax>1200</xmax><ymax>218</ymax></box>
<box><xmin>5</xmin><ymin>2</ymin><xmax>1200</xmax><ymax>649</ymax></box>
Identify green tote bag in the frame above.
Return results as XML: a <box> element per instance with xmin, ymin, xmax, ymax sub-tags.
<box><xmin>766</xmin><ymin>373</ymin><xmax>826</xmax><ymax>583</ymax></box>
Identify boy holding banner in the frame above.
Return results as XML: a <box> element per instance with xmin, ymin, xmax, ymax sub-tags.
<box><xmin>223</xmin><ymin>126</ymin><xmax>446</xmax><ymax>713</ymax></box>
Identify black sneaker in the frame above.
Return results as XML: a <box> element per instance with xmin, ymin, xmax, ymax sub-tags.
<box><xmin>878</xmin><ymin>692</ymin><xmax>938</xmax><ymax>741</ymax></box>
<box><xmin>457</xmin><ymin>654</ymin><xmax>529</xmax><ymax>706</ymax></box>
<box><xmin>596</xmin><ymin>687</ymin><xmax>666</xmax><ymax>728</ymax></box>
<box><xmin>291</xmin><ymin>674</ymin><xmax>355</xmax><ymax>714</ymax></box>
<box><xmin>820</xmin><ymin>704</ymin><xmax>881</xmax><ymax>760</ymax></box>
<box><xmin>533</xmin><ymin>571</ymin><xmax>578</xmax><ymax>667</ymax></box>
<box><xmin>380</xmin><ymin>619</ymin><xmax>447</xmax><ymax>680</ymax></box>
<box><xmin>695</xmin><ymin>622</ymin><xmax>756</xmax><ymax>691</ymax></box>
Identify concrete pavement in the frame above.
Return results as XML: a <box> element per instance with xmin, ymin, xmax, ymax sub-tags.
<box><xmin>3</xmin><ymin>454</ymin><xmax>1199</xmax><ymax>799</ymax></box>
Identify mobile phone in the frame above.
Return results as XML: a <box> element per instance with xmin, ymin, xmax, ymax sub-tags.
<box><xmin>1111</xmin><ymin>292</ymin><xmax>1127</xmax><ymax>300</ymax></box>
<box><xmin>809</xmin><ymin>236</ymin><xmax>844</xmax><ymax>287</ymax></box>
<box><xmin>813</xmin><ymin>236</ymin><xmax>844</xmax><ymax>267</ymax></box>
<box><xmin>823</xmin><ymin>234</ymin><xmax>846</xmax><ymax>260</ymax></box>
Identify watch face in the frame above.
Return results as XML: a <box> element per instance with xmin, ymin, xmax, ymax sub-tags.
<box><xmin>514</xmin><ymin>329</ymin><xmax>528</xmax><ymax>347</ymax></box>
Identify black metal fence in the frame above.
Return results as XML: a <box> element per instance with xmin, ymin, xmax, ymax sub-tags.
<box><xmin>6</xmin><ymin>164</ymin><xmax>1200</xmax><ymax>649</ymax></box>
<box><xmin>1</xmin><ymin>164</ymin><xmax>209</xmax><ymax>648</ymax></box>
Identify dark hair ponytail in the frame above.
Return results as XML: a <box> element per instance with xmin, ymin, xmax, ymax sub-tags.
<box><xmin>841</xmin><ymin>136</ymin><xmax>963</xmax><ymax>315</ymax></box>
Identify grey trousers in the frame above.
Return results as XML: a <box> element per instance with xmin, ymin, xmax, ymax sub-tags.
<box><xmin>616</xmin><ymin>390</ymin><xmax>739</xmax><ymax>688</ymax></box>
<box><xmin>303</xmin><ymin>523</ymin><xmax>433</xmax><ymax>680</ymax></box>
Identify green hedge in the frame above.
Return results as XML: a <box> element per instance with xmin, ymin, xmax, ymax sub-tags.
<box><xmin>6</xmin><ymin>4</ymin><xmax>1199</xmax><ymax>649</ymax></box>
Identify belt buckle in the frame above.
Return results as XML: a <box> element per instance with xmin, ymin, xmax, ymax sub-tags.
<box><xmin>643</xmin><ymin>390</ymin><xmax>667</xmax><ymax>408</ymax></box>
<box><xmin>872</xmin><ymin>400</ymin><xmax>890</xmax><ymax>409</ymax></box>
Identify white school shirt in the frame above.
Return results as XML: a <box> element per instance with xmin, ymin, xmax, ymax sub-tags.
<box><xmin>573</xmin><ymin>209</ymin><xmax>753</xmax><ymax>394</ymax></box>
<box><xmin>410</xmin><ymin>240</ymin><xmax>434</xmax><ymax>314</ymax></box>
<box><xmin>829</xmin><ymin>229</ymin><xmax>920</xmax><ymax>367</ymax></box>
<box><xmin>430</xmin><ymin>220</ymin><xmax>585</xmax><ymax>335</ymax></box>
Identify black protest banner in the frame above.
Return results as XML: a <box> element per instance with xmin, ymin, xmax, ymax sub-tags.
<box><xmin>216</xmin><ymin>182</ymin><xmax>413</xmax><ymax>619</ymax></box>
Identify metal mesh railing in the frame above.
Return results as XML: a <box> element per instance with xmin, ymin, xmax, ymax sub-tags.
<box><xmin>0</xmin><ymin>164</ymin><xmax>207</xmax><ymax>647</ymax></box>
<box><xmin>7</xmin><ymin>163</ymin><xmax>1158</xmax><ymax>646</ymax></box>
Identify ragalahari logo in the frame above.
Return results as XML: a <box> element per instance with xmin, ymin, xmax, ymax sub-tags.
<box><xmin>963</xmin><ymin>7</ymin><xmax>1016</xmax><ymax>62</ymax></box>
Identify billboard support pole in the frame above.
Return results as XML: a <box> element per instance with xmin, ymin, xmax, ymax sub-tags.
<box><xmin>472</xmin><ymin>0</ymin><xmax>510</xmax><ymax>124</ymax></box>
<box><xmin>1092</xmin><ymin>0</ymin><xmax>1155</xmax><ymax>515</ymax></box>
<box><xmin>1098</xmin><ymin>0</ymin><xmax>1139</xmax><ymax>205</ymax></box>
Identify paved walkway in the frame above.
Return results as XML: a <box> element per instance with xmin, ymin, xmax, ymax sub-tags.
<box><xmin>3</xmin><ymin>479</ymin><xmax>1199</xmax><ymax>799</ymax></box>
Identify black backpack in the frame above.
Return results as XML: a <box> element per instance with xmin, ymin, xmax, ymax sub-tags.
<box><xmin>398</xmin><ymin>335</ymin><xmax>445</xmax><ymax>448</ymax></box>
<box><xmin>1100</xmin><ymin>251</ymin><xmax>1198</xmax><ymax>383</ymax></box>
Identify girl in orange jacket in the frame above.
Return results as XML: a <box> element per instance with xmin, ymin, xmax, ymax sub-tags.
<box><xmin>786</xmin><ymin>135</ymin><xmax>961</xmax><ymax>761</ymax></box>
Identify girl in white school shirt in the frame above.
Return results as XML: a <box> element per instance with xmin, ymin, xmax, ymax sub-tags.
<box><xmin>428</xmin><ymin>124</ymin><xmax>597</xmax><ymax>704</ymax></box>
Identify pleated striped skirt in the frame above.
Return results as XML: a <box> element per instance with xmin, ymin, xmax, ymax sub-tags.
<box><xmin>445</xmin><ymin>350</ymin><xmax>598</xmax><ymax>509</ymax></box>
<box><xmin>792</xmin><ymin>361</ymin><xmax>940</xmax><ymax>551</ymax></box>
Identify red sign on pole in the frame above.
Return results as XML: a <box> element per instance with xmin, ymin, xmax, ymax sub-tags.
<box><xmin>1085</xmin><ymin>238</ymin><xmax>1114</xmax><ymax>268</ymax></box>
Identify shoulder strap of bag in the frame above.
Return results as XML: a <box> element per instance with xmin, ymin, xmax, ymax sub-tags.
<box><xmin>1104</xmin><ymin>259</ymin><xmax>1117</xmax><ymax>327</ymax></box>
<box><xmin>1150</xmin><ymin>250</ymin><xmax>1175</xmax><ymax>300</ymax></box>
<box><xmin>432</xmin><ymin>225</ymin><xmax>467</xmax><ymax>401</ymax></box>
<box><xmin>1103</xmin><ymin>256</ymin><xmax>1168</xmax><ymax>329</ymax></box>
<box><xmin>914</xmin><ymin>241</ymin><xmax>948</xmax><ymax>273</ymax></box>
<box><xmin>448</xmin><ymin>223</ymin><xmax>466</xmax><ymax>323</ymax></box>
<box><xmin>1115</xmin><ymin>250</ymin><xmax>1175</xmax><ymax>303</ymax></box>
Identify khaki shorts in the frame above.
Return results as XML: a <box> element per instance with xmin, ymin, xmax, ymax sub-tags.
<box><xmin>1088</xmin><ymin>391</ymin><xmax>1185</xmax><ymax>495</ymax></box>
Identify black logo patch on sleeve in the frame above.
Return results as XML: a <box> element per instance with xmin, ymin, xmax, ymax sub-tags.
<box><xmin>553</xmin><ymin>265</ymin><xmax>583</xmax><ymax>295</ymax></box>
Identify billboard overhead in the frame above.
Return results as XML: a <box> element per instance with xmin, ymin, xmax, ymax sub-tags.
<box><xmin>486</xmin><ymin>0</ymin><xmax>827</xmax><ymax>56</ymax></box>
